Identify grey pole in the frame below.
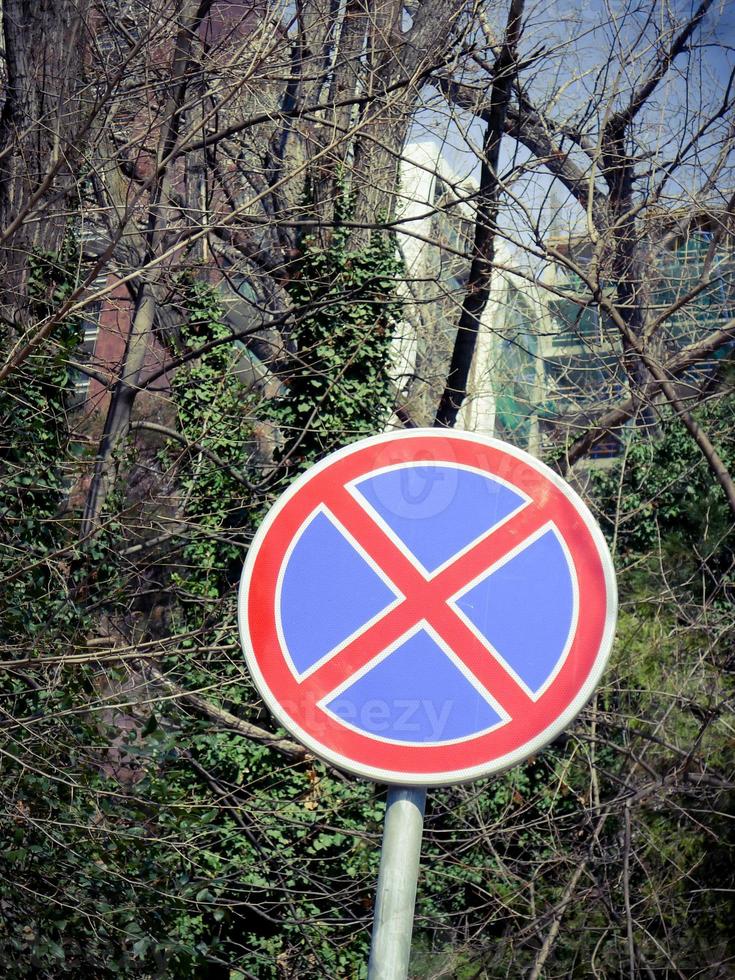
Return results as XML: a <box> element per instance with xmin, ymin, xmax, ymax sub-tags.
<box><xmin>367</xmin><ymin>786</ymin><xmax>427</xmax><ymax>980</ymax></box>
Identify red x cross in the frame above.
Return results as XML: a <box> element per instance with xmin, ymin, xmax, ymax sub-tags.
<box><xmin>298</xmin><ymin>483</ymin><xmax>549</xmax><ymax>719</ymax></box>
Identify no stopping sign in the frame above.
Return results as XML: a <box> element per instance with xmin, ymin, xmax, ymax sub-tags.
<box><xmin>238</xmin><ymin>430</ymin><xmax>617</xmax><ymax>785</ymax></box>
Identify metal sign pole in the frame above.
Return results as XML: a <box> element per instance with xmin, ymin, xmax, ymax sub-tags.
<box><xmin>368</xmin><ymin>786</ymin><xmax>427</xmax><ymax>980</ymax></box>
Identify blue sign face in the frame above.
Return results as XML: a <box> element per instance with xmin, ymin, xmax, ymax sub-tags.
<box><xmin>276</xmin><ymin>463</ymin><xmax>577</xmax><ymax>746</ymax></box>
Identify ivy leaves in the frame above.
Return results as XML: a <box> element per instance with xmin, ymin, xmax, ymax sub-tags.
<box><xmin>0</xmin><ymin>238</ymin><xmax>84</xmax><ymax>646</ymax></box>
<box><xmin>168</xmin><ymin>278</ymin><xmax>257</xmax><ymax>610</ymax></box>
<box><xmin>272</xmin><ymin>202</ymin><xmax>403</xmax><ymax>470</ymax></box>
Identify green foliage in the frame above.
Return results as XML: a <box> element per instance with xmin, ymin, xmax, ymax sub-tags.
<box><xmin>272</xmin><ymin>193</ymin><xmax>402</xmax><ymax>468</ymax></box>
<box><xmin>0</xmin><ymin>236</ymin><xmax>83</xmax><ymax>647</ymax></box>
<box><xmin>167</xmin><ymin>277</ymin><xmax>258</xmax><ymax>615</ymax></box>
<box><xmin>568</xmin><ymin>389</ymin><xmax>735</xmax><ymax>978</ymax></box>
<box><xmin>592</xmin><ymin>392</ymin><xmax>735</xmax><ymax>596</ymax></box>
<box><xmin>0</xmin><ymin>240</ymin><xmax>122</xmax><ymax>974</ymax></box>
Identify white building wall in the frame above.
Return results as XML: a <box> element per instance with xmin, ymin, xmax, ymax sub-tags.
<box><xmin>390</xmin><ymin>141</ymin><xmax>442</xmax><ymax>395</ymax></box>
<box><xmin>392</xmin><ymin>141</ymin><xmax>501</xmax><ymax>435</ymax></box>
<box><xmin>392</xmin><ymin>143</ymin><xmax>556</xmax><ymax>446</ymax></box>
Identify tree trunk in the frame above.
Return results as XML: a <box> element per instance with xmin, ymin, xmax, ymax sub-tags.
<box><xmin>80</xmin><ymin>0</ymin><xmax>213</xmax><ymax>539</ymax></box>
<box><xmin>0</xmin><ymin>0</ymin><xmax>88</xmax><ymax>326</ymax></box>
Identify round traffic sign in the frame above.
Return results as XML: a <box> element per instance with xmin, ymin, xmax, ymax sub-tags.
<box><xmin>238</xmin><ymin>430</ymin><xmax>616</xmax><ymax>785</ymax></box>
